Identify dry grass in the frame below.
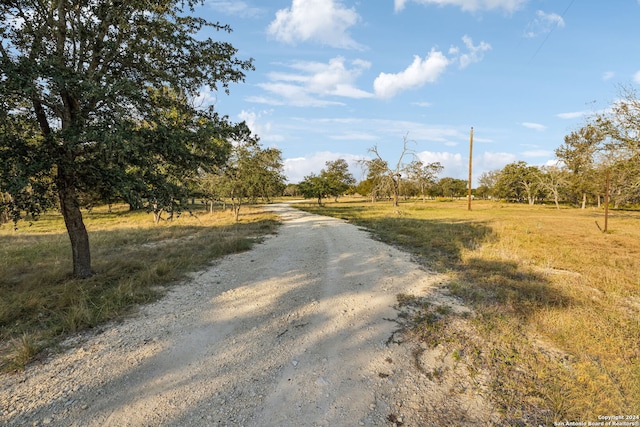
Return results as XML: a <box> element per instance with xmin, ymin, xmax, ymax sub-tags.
<box><xmin>298</xmin><ymin>198</ymin><xmax>640</xmax><ymax>423</ymax></box>
<box><xmin>0</xmin><ymin>203</ymin><xmax>279</xmax><ymax>371</ymax></box>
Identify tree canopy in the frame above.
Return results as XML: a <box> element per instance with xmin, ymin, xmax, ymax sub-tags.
<box><xmin>322</xmin><ymin>159</ymin><xmax>356</xmax><ymax>201</ymax></box>
<box><xmin>493</xmin><ymin>161</ymin><xmax>542</xmax><ymax>205</ymax></box>
<box><xmin>0</xmin><ymin>0</ymin><xmax>254</xmax><ymax>277</ymax></box>
<box><xmin>208</xmin><ymin>134</ymin><xmax>286</xmax><ymax>221</ymax></box>
<box><xmin>555</xmin><ymin>87</ymin><xmax>640</xmax><ymax>208</ymax></box>
<box><xmin>298</xmin><ymin>159</ymin><xmax>355</xmax><ymax>205</ymax></box>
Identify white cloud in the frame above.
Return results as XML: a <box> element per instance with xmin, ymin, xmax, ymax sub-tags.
<box><xmin>462</xmin><ymin>151</ymin><xmax>518</xmax><ymax>184</ymax></box>
<box><xmin>192</xmin><ymin>88</ymin><xmax>217</xmax><ymax>108</ymax></box>
<box><xmin>476</xmin><ymin>151</ymin><xmax>517</xmax><ymax>172</ymax></box>
<box><xmin>524</xmin><ymin>10</ymin><xmax>565</xmax><ymax>38</ymax></box>
<box><xmin>394</xmin><ymin>0</ymin><xmax>527</xmax><ymax>13</ymax></box>
<box><xmin>373</xmin><ymin>50</ymin><xmax>450</xmax><ymax>98</ymax></box>
<box><xmin>455</xmin><ymin>35</ymin><xmax>491</xmax><ymax>69</ymax></box>
<box><xmin>521</xmin><ymin>122</ymin><xmax>547</xmax><ymax>131</ymax></box>
<box><xmin>412</xmin><ymin>101</ymin><xmax>433</xmax><ymax>107</ymax></box>
<box><xmin>602</xmin><ymin>71</ymin><xmax>615</xmax><ymax>81</ymax></box>
<box><xmin>256</xmin><ymin>82</ymin><xmax>345</xmax><ymax>107</ymax></box>
<box><xmin>268</xmin><ymin>0</ymin><xmax>362</xmax><ymax>49</ymax></box>
<box><xmin>292</xmin><ymin>57</ymin><xmax>373</xmax><ymax>97</ymax></box>
<box><xmin>207</xmin><ymin>0</ymin><xmax>265</xmax><ymax>18</ymax></box>
<box><xmin>284</xmin><ymin>152</ymin><xmax>365</xmax><ymax>183</ymax></box>
<box><xmin>238</xmin><ymin>110</ymin><xmax>284</xmax><ymax>143</ymax></box>
<box><xmin>244</xmin><ymin>95</ymin><xmax>285</xmax><ymax>106</ymax></box>
<box><xmin>255</xmin><ymin>57</ymin><xmax>373</xmax><ymax>107</ymax></box>
<box><xmin>416</xmin><ymin>151</ymin><xmax>465</xmax><ymax>177</ymax></box>
<box><xmin>545</xmin><ymin>159</ymin><xmax>562</xmax><ymax>167</ymax></box>
<box><xmin>372</xmin><ymin>36</ymin><xmax>489</xmax><ymax>99</ymax></box>
<box><xmin>634</xmin><ymin>70</ymin><xmax>640</xmax><ymax>84</ymax></box>
<box><xmin>556</xmin><ymin>111</ymin><xmax>587</xmax><ymax>119</ymax></box>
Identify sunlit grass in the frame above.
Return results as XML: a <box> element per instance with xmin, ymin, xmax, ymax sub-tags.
<box><xmin>297</xmin><ymin>198</ymin><xmax>640</xmax><ymax>422</ymax></box>
<box><xmin>0</xmin><ymin>203</ymin><xmax>279</xmax><ymax>371</ymax></box>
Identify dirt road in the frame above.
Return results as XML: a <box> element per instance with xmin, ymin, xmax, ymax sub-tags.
<box><xmin>1</xmin><ymin>203</ymin><xmax>495</xmax><ymax>426</ymax></box>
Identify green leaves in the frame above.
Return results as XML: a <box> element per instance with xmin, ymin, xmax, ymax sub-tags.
<box><xmin>559</xmin><ymin>86</ymin><xmax>640</xmax><ymax>207</ymax></box>
<box><xmin>1</xmin><ymin>0</ymin><xmax>254</xmax><ymax>274</ymax></box>
<box><xmin>0</xmin><ymin>0</ymin><xmax>253</xmax><ymax>212</ymax></box>
<box><xmin>493</xmin><ymin>161</ymin><xmax>543</xmax><ymax>204</ymax></box>
<box><xmin>298</xmin><ymin>159</ymin><xmax>356</xmax><ymax>204</ymax></box>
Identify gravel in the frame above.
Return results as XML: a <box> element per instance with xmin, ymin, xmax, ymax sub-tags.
<box><xmin>0</xmin><ymin>203</ymin><xmax>498</xmax><ymax>426</ymax></box>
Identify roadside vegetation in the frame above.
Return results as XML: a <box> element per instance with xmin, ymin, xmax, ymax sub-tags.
<box><xmin>2</xmin><ymin>1</ymin><xmax>638</xmax><ymax>421</ymax></box>
<box><xmin>297</xmin><ymin>198</ymin><xmax>640</xmax><ymax>423</ymax></box>
<box><xmin>0</xmin><ymin>204</ymin><xmax>279</xmax><ymax>372</ymax></box>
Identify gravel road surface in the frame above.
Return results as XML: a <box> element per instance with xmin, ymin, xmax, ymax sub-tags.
<box><xmin>1</xmin><ymin>203</ymin><xmax>495</xmax><ymax>426</ymax></box>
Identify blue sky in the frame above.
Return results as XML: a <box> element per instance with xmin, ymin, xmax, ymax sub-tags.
<box><xmin>195</xmin><ymin>0</ymin><xmax>640</xmax><ymax>184</ymax></box>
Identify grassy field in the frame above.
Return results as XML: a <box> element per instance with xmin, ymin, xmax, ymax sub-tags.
<box><xmin>297</xmin><ymin>198</ymin><xmax>640</xmax><ymax>423</ymax></box>
<box><xmin>0</xmin><ymin>204</ymin><xmax>279</xmax><ymax>371</ymax></box>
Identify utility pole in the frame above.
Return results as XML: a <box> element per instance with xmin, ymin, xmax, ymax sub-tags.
<box><xmin>467</xmin><ymin>127</ymin><xmax>473</xmax><ymax>211</ymax></box>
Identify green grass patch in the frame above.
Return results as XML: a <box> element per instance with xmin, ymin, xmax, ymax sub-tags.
<box><xmin>0</xmin><ymin>204</ymin><xmax>279</xmax><ymax>371</ymax></box>
<box><xmin>298</xmin><ymin>198</ymin><xmax>640</xmax><ymax>422</ymax></box>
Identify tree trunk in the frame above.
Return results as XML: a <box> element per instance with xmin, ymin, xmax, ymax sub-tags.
<box><xmin>581</xmin><ymin>192</ymin><xmax>587</xmax><ymax>209</ymax></box>
<box><xmin>392</xmin><ymin>178</ymin><xmax>400</xmax><ymax>207</ymax></box>
<box><xmin>0</xmin><ymin>192</ymin><xmax>9</xmax><ymax>224</ymax></box>
<box><xmin>58</xmin><ymin>178</ymin><xmax>92</xmax><ymax>278</ymax></box>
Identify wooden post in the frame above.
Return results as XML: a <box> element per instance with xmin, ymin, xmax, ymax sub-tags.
<box><xmin>604</xmin><ymin>168</ymin><xmax>610</xmax><ymax>233</ymax></box>
<box><xmin>467</xmin><ymin>127</ymin><xmax>473</xmax><ymax>211</ymax></box>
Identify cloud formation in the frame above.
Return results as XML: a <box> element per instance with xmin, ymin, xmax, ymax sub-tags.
<box><xmin>268</xmin><ymin>0</ymin><xmax>361</xmax><ymax>49</ymax></box>
<box><xmin>451</xmin><ymin>35</ymin><xmax>492</xmax><ymax>69</ymax></box>
<box><xmin>394</xmin><ymin>0</ymin><xmax>527</xmax><ymax>13</ymax></box>
<box><xmin>374</xmin><ymin>36</ymin><xmax>490</xmax><ymax>98</ymax></box>
<box><xmin>521</xmin><ymin>122</ymin><xmax>547</xmax><ymax>131</ymax></box>
<box><xmin>524</xmin><ymin>10</ymin><xmax>565</xmax><ymax>38</ymax></box>
<box><xmin>373</xmin><ymin>50</ymin><xmax>450</xmax><ymax>98</ymax></box>
<box><xmin>238</xmin><ymin>110</ymin><xmax>284</xmax><ymax>143</ymax></box>
<box><xmin>634</xmin><ymin>70</ymin><xmax>640</xmax><ymax>84</ymax></box>
<box><xmin>556</xmin><ymin>111</ymin><xmax>587</xmax><ymax>119</ymax></box>
<box><xmin>207</xmin><ymin>0</ymin><xmax>265</xmax><ymax>18</ymax></box>
<box><xmin>416</xmin><ymin>151</ymin><xmax>465</xmax><ymax>177</ymax></box>
<box><xmin>252</xmin><ymin>57</ymin><xmax>373</xmax><ymax>107</ymax></box>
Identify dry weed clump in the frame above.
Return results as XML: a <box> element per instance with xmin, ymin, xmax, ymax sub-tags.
<box><xmin>0</xmin><ymin>333</ymin><xmax>40</xmax><ymax>372</ymax></box>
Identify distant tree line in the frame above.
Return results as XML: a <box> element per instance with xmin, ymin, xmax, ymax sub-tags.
<box><xmin>296</xmin><ymin>87</ymin><xmax>640</xmax><ymax>208</ymax></box>
<box><xmin>478</xmin><ymin>87</ymin><xmax>640</xmax><ymax>209</ymax></box>
<box><xmin>296</xmin><ymin>137</ymin><xmax>448</xmax><ymax>205</ymax></box>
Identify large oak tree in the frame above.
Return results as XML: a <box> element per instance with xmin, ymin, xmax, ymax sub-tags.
<box><xmin>0</xmin><ymin>0</ymin><xmax>253</xmax><ymax>277</ymax></box>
